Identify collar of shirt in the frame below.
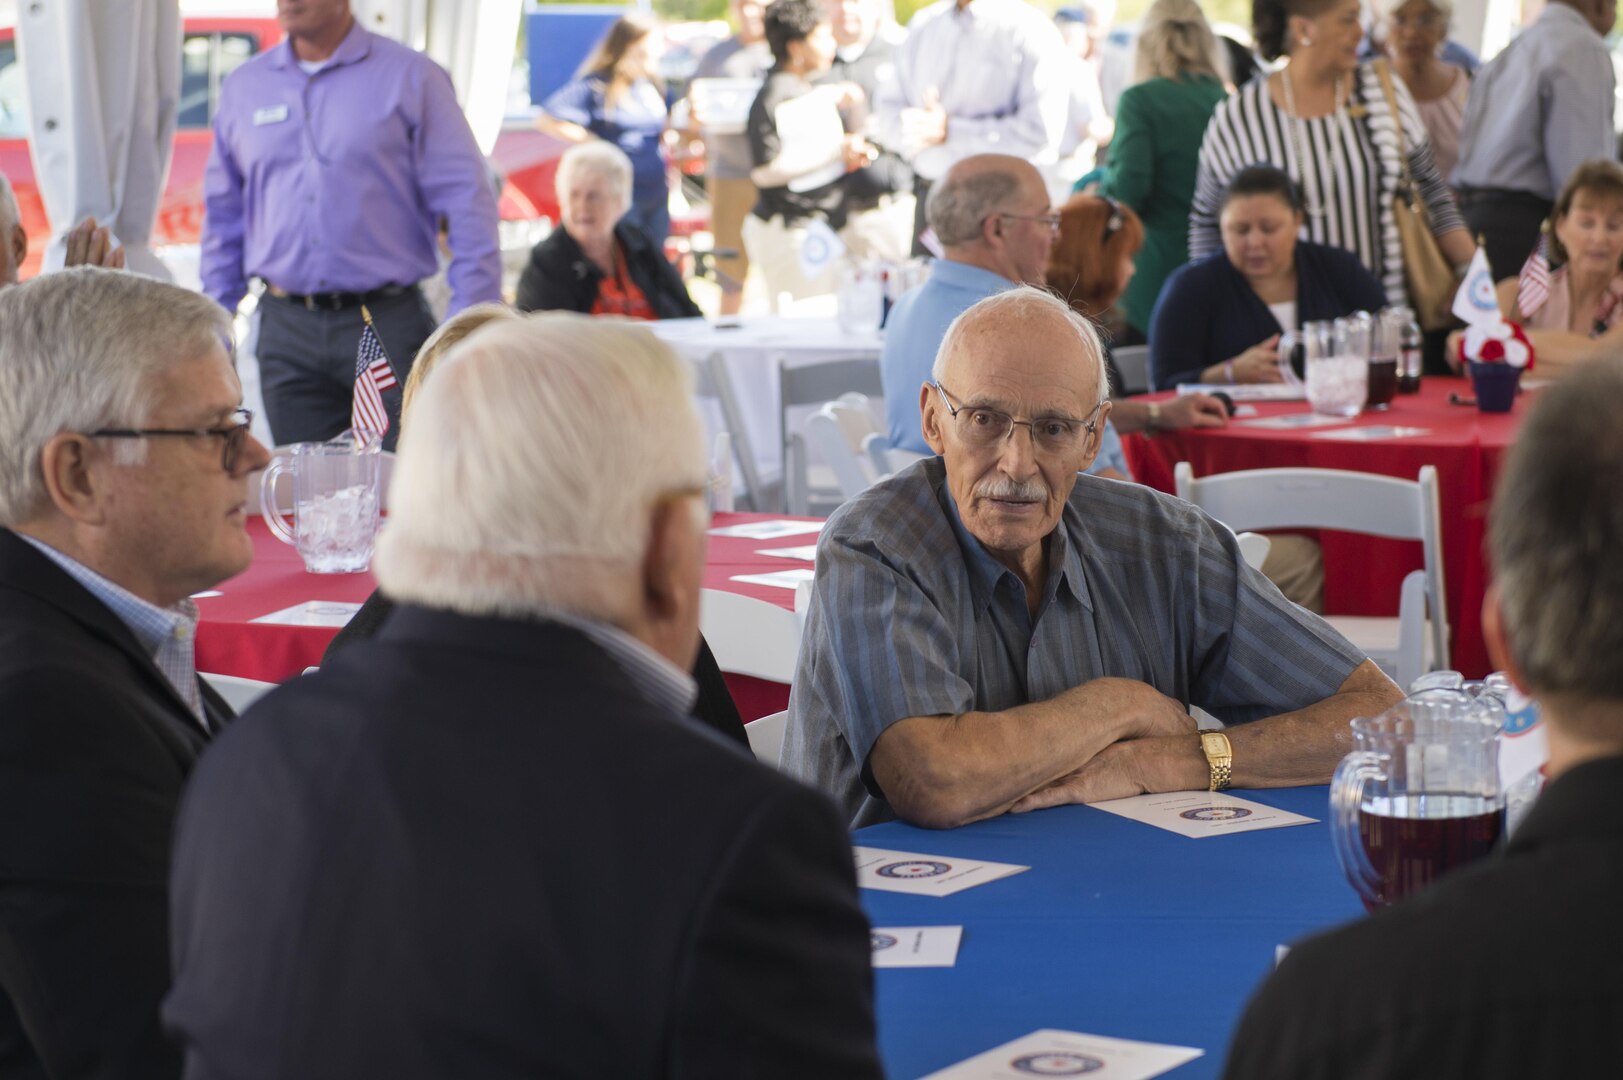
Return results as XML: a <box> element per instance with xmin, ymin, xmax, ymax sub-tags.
<box><xmin>542</xmin><ymin>608</ymin><xmax>699</xmax><ymax>719</ymax></box>
<box><xmin>1534</xmin><ymin>2</ymin><xmax>1601</xmax><ymax>39</ymax></box>
<box><xmin>16</xmin><ymin>534</ymin><xmax>205</xmax><ymax>721</ymax></box>
<box><xmin>929</xmin><ymin>258</ymin><xmax>1018</xmax><ymax>297</ymax></box>
<box><xmin>935</xmin><ymin>470</ymin><xmax>1091</xmax><ymax>620</ymax></box>
<box><xmin>270</xmin><ymin>18</ymin><xmax>371</xmax><ymax>73</ymax></box>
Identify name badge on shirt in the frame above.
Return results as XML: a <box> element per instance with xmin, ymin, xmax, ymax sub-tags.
<box><xmin>253</xmin><ymin>104</ymin><xmax>290</xmax><ymax>126</ymax></box>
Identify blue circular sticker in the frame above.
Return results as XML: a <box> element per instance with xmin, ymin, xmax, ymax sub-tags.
<box><xmin>1179</xmin><ymin>806</ymin><xmax>1253</xmax><ymax>822</ymax></box>
<box><xmin>870</xmin><ymin>932</ymin><xmax>899</xmax><ymax>951</ymax></box>
<box><xmin>876</xmin><ymin>860</ymin><xmax>953</xmax><ymax>879</ymax></box>
<box><xmin>1011</xmin><ymin>1052</ymin><xmax>1106</xmax><ymax>1075</ymax></box>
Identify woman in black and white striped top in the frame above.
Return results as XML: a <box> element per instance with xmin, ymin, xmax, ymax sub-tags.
<box><xmin>1188</xmin><ymin>0</ymin><xmax>1474</xmax><ymax>313</ymax></box>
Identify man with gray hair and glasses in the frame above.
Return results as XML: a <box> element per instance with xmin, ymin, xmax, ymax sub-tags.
<box><xmin>879</xmin><ymin>153</ymin><xmax>1226</xmax><ymax>476</ymax></box>
<box><xmin>1222</xmin><ymin>358</ymin><xmax>1623</xmax><ymax>1078</ymax></box>
<box><xmin>0</xmin><ymin>267</ymin><xmax>270</xmax><ymax>1077</ymax></box>
<box><xmin>164</xmin><ymin>314</ymin><xmax>883</xmax><ymax>1078</ymax></box>
<box><xmin>786</xmin><ymin>285</ymin><xmax>1403</xmax><ymax>828</ymax></box>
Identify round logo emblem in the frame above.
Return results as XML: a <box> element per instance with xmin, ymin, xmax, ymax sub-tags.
<box><xmin>870</xmin><ymin>932</ymin><xmax>899</xmax><ymax>951</ymax></box>
<box><xmin>1010</xmin><ymin>1052</ymin><xmax>1106</xmax><ymax>1075</ymax></box>
<box><xmin>875</xmin><ymin>860</ymin><xmax>953</xmax><ymax>879</ymax></box>
<box><xmin>1179</xmin><ymin>806</ymin><xmax>1253</xmax><ymax>822</ymax></box>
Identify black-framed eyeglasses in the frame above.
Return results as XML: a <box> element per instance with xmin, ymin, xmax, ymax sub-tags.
<box><xmin>996</xmin><ymin>210</ymin><xmax>1063</xmax><ymax>236</ymax></box>
<box><xmin>89</xmin><ymin>408</ymin><xmax>255</xmax><ymax>472</ymax></box>
<box><xmin>932</xmin><ymin>382</ymin><xmax>1102</xmax><ymax>455</ymax></box>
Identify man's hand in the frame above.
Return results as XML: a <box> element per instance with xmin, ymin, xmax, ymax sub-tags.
<box><xmin>1073</xmin><ymin>678</ymin><xmax>1197</xmax><ymax>741</ymax></box>
<box><xmin>841</xmin><ymin>134</ymin><xmax>878</xmax><ymax>172</ymax></box>
<box><xmin>900</xmin><ymin>88</ymin><xmax>948</xmax><ymax>151</ymax></box>
<box><xmin>1009</xmin><ymin>741</ymin><xmax>1148</xmax><ymax>811</ymax></box>
<box><xmin>1159</xmin><ymin>392</ymin><xmax>1229</xmax><ymax>430</ymax></box>
<box><xmin>1226</xmin><ymin>336</ymin><xmax>1285</xmax><ymax>383</ymax></box>
<box><xmin>63</xmin><ymin>217</ymin><xmax>125</xmax><ymax>270</ymax></box>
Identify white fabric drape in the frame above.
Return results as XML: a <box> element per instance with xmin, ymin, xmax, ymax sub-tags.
<box><xmin>18</xmin><ymin>0</ymin><xmax>179</xmax><ymax>278</ymax></box>
<box><xmin>354</xmin><ymin>0</ymin><xmax>522</xmax><ymax>155</ymax></box>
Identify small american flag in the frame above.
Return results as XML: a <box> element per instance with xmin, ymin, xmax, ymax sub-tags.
<box><xmin>352</xmin><ymin>307</ymin><xmax>397</xmax><ymax>439</ymax></box>
<box><xmin>1517</xmin><ymin>233</ymin><xmax>1552</xmax><ymax>318</ymax></box>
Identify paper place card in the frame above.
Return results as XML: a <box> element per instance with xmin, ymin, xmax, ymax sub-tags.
<box><xmin>189</xmin><ymin>590</ymin><xmax>224</xmax><ymax>599</ymax></box>
<box><xmin>755</xmin><ymin>544</ymin><xmax>818</xmax><ymax>562</ymax></box>
<box><xmin>1176</xmin><ymin>382</ymin><xmax>1306</xmax><ymax>402</ymax></box>
<box><xmin>870</xmin><ymin>926</ymin><xmax>963</xmax><ymax>968</ymax></box>
<box><xmin>1309</xmin><ymin>425</ymin><xmax>1431</xmax><ymax>441</ymax></box>
<box><xmin>250</xmin><ymin>601</ymin><xmax>364</xmax><ymax>628</ymax></box>
<box><xmin>853</xmin><ymin>846</ymin><xmax>1029</xmax><ymax>896</ymax></box>
<box><xmin>1238</xmin><ymin>412</ymin><xmax>1352</xmax><ymax>429</ymax></box>
<box><xmin>1089</xmin><ymin>791</ymin><xmax>1317</xmax><ymax>838</ymax></box>
<box><xmin>707</xmin><ymin>519</ymin><xmax>825</xmax><ymax>540</ymax></box>
<box><xmin>730</xmin><ymin>568</ymin><xmax>817</xmax><ymax>591</ymax></box>
<box><xmin>922</xmin><ymin>1029</ymin><xmax>1203</xmax><ymax>1080</ymax></box>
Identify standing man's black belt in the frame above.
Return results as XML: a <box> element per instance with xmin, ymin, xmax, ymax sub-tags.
<box><xmin>262</xmin><ymin>282</ymin><xmax>412</xmax><ymax>311</ymax></box>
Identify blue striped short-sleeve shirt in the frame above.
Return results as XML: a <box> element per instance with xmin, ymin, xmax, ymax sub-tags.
<box><xmin>780</xmin><ymin>457</ymin><xmax>1366</xmax><ymax>828</ymax></box>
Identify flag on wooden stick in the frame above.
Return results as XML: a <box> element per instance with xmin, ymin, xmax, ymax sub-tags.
<box><xmin>352</xmin><ymin>305</ymin><xmax>397</xmax><ymax>440</ymax></box>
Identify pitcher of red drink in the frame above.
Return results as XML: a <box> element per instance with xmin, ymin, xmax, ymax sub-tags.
<box><xmin>1330</xmin><ymin>695</ymin><xmax>1505</xmax><ymax>910</ymax></box>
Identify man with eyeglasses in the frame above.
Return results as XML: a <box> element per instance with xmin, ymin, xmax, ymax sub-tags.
<box><xmin>879</xmin><ymin>153</ymin><xmax>1227</xmax><ymax>477</ymax></box>
<box><xmin>0</xmin><ymin>267</ymin><xmax>271</xmax><ymax>1077</ymax></box>
<box><xmin>785</xmin><ymin>285</ymin><xmax>1403</xmax><ymax>828</ymax></box>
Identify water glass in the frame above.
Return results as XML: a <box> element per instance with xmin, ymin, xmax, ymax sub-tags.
<box><xmin>258</xmin><ymin>433</ymin><xmax>383</xmax><ymax>574</ymax></box>
<box><xmin>836</xmin><ymin>262</ymin><xmax>885</xmax><ymax>334</ymax></box>
<box><xmin>1304</xmin><ymin>320</ymin><xmax>1367</xmax><ymax>418</ymax></box>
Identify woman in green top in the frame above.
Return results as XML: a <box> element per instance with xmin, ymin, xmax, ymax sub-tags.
<box><xmin>1097</xmin><ymin>0</ymin><xmax>1230</xmax><ymax>343</ymax></box>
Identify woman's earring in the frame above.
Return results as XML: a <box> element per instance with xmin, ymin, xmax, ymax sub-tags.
<box><xmin>1300</xmin><ymin>36</ymin><xmax>1313</xmax><ymax>46</ymax></box>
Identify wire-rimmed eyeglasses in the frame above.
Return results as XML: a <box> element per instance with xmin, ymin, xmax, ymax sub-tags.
<box><xmin>996</xmin><ymin>210</ymin><xmax>1063</xmax><ymax>236</ymax></box>
<box><xmin>932</xmin><ymin>383</ymin><xmax>1102</xmax><ymax>455</ymax></box>
<box><xmin>89</xmin><ymin>408</ymin><xmax>256</xmax><ymax>472</ymax></box>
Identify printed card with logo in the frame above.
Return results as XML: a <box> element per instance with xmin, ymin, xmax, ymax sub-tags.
<box><xmin>1237</xmin><ymin>413</ymin><xmax>1353</xmax><ymax>430</ymax></box>
<box><xmin>1309</xmin><ymin>425</ymin><xmax>1431</xmax><ymax>441</ymax></box>
<box><xmin>921</xmin><ymin>1028</ymin><xmax>1202</xmax><ymax>1080</ymax></box>
<box><xmin>729</xmin><ymin>568</ymin><xmax>817</xmax><ymax>591</ymax></box>
<box><xmin>853</xmin><ymin>846</ymin><xmax>1029</xmax><ymax>896</ymax></box>
<box><xmin>755</xmin><ymin>545</ymin><xmax>818</xmax><ymax>562</ymax></box>
<box><xmin>250</xmin><ymin>601</ymin><xmax>365</xmax><ymax>628</ymax></box>
<box><xmin>707</xmin><ymin>519</ymin><xmax>824</xmax><ymax>540</ymax></box>
<box><xmin>869</xmin><ymin>926</ymin><xmax>963</xmax><ymax>968</ymax></box>
<box><xmin>1088</xmin><ymin>791</ymin><xmax>1317</xmax><ymax>838</ymax></box>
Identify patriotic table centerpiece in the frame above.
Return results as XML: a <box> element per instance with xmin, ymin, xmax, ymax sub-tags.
<box><xmin>1451</xmin><ymin>249</ymin><xmax>1533</xmax><ymax>413</ymax></box>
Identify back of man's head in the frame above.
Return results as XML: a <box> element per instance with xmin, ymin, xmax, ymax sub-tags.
<box><xmin>0</xmin><ymin>172</ymin><xmax>18</xmax><ymax>234</ymax></box>
<box><xmin>374</xmin><ymin>313</ymin><xmax>708</xmax><ymax>625</ymax></box>
<box><xmin>926</xmin><ymin>154</ymin><xmax>1031</xmax><ymax>248</ymax></box>
<box><xmin>1489</xmin><ymin>359</ymin><xmax>1623</xmax><ymax>726</ymax></box>
<box><xmin>0</xmin><ymin>267</ymin><xmax>231</xmax><ymax>527</ymax></box>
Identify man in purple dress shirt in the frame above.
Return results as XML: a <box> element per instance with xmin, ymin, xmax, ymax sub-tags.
<box><xmin>202</xmin><ymin>0</ymin><xmax>501</xmax><ymax>451</ymax></box>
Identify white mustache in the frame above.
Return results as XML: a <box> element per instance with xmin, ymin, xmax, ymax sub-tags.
<box><xmin>975</xmin><ymin>477</ymin><xmax>1045</xmax><ymax>502</ymax></box>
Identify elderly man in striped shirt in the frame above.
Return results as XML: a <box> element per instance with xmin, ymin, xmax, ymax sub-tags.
<box><xmin>781</xmin><ymin>286</ymin><xmax>1403</xmax><ymax>828</ymax></box>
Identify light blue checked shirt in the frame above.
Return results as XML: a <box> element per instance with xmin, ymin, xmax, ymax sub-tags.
<box><xmin>18</xmin><ymin>535</ymin><xmax>208</xmax><ymax>730</ymax></box>
<box><xmin>781</xmin><ymin>457</ymin><xmax>1366</xmax><ymax>827</ymax></box>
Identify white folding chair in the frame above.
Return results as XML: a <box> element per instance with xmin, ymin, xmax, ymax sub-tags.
<box><xmin>1174</xmin><ymin>463</ymin><xmax>1448</xmax><ymax>691</ymax></box>
<box><xmin>1112</xmin><ymin>344</ymin><xmax>1151</xmax><ymax>396</ymax></box>
<box><xmin>709</xmin><ymin>433</ymin><xmax>735</xmax><ymax>513</ymax></box>
<box><xmin>200</xmin><ymin>672</ymin><xmax>277</xmax><ymax>714</ymax></box>
<box><xmin>779</xmin><ymin>357</ymin><xmax>883</xmax><ymax>513</ymax></box>
<box><xmin>801</xmin><ymin>399</ymin><xmax>884</xmax><ymax>511</ymax></box>
<box><xmin>692</xmin><ymin>351</ymin><xmax>769</xmax><ymax>511</ymax></box>
<box><xmin>743</xmin><ymin>709</ymin><xmax>789</xmax><ymax>767</ymax></box>
<box><xmin>698</xmin><ymin>588</ymin><xmax>804</xmax><ymax>684</ymax></box>
<box><xmin>864</xmin><ymin>433</ymin><xmax>927</xmax><ymax>478</ymax></box>
<box><xmin>1235</xmin><ymin>531</ymin><xmax>1272</xmax><ymax>571</ymax></box>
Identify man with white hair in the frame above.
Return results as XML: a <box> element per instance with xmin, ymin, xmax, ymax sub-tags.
<box><xmin>164</xmin><ymin>314</ymin><xmax>884</xmax><ymax>1078</ymax></box>
<box><xmin>785</xmin><ymin>286</ymin><xmax>1403</xmax><ymax>828</ymax></box>
<box><xmin>0</xmin><ymin>268</ymin><xmax>271</xmax><ymax>1077</ymax></box>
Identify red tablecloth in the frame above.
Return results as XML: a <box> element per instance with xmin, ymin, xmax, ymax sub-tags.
<box><xmin>196</xmin><ymin>512</ymin><xmax>817</xmax><ymax>721</ymax></box>
<box><xmin>1122</xmin><ymin>375</ymin><xmax>1526</xmax><ymax>677</ymax></box>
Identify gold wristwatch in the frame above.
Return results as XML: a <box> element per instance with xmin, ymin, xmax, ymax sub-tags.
<box><xmin>1200</xmin><ymin>731</ymin><xmax>1232</xmax><ymax>792</ymax></box>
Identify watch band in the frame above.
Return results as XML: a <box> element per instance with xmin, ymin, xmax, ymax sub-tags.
<box><xmin>1146</xmin><ymin>401</ymin><xmax>1162</xmax><ymax>433</ymax></box>
<box><xmin>1200</xmin><ymin>731</ymin><xmax>1233</xmax><ymax>792</ymax></box>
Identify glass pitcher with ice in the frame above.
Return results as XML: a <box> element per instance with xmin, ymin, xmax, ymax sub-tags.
<box><xmin>1330</xmin><ymin>694</ymin><xmax>1505</xmax><ymax>910</ymax></box>
<box><xmin>1302</xmin><ymin>317</ymin><xmax>1369</xmax><ymax>418</ymax></box>
<box><xmin>258</xmin><ymin>433</ymin><xmax>382</xmax><ymax>573</ymax></box>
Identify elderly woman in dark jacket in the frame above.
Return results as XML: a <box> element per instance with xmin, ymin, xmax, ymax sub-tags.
<box><xmin>515</xmin><ymin>142</ymin><xmax>700</xmax><ymax>319</ymax></box>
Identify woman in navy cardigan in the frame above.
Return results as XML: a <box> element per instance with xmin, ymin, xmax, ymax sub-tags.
<box><xmin>1148</xmin><ymin>165</ymin><xmax>1387</xmax><ymax>390</ymax></box>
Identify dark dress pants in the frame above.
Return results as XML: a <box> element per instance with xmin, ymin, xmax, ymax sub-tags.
<box><xmin>256</xmin><ymin>286</ymin><xmax>438</xmax><ymax>452</ymax></box>
<box><xmin>1458</xmin><ymin>189</ymin><xmax>1554</xmax><ymax>283</ymax></box>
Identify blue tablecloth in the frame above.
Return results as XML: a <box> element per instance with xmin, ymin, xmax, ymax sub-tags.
<box><xmin>855</xmin><ymin>786</ymin><xmax>1365</xmax><ymax>1079</ymax></box>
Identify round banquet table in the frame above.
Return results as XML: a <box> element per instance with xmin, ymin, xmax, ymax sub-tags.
<box><xmin>1121</xmin><ymin>376</ymin><xmax>1529</xmax><ymax>677</ymax></box>
<box><xmin>195</xmin><ymin>512</ymin><xmax>817</xmax><ymax>720</ymax></box>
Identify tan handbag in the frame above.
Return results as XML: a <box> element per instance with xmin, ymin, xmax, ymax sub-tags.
<box><xmin>1374</xmin><ymin>60</ymin><xmax>1457</xmax><ymax>331</ymax></box>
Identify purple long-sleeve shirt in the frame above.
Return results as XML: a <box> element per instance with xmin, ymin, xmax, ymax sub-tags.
<box><xmin>202</xmin><ymin>23</ymin><xmax>501</xmax><ymax>314</ymax></box>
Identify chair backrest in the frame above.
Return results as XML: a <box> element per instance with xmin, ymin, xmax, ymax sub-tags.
<box><xmin>709</xmin><ymin>432</ymin><xmax>735</xmax><ymax>513</ymax></box>
<box><xmin>805</xmin><ymin>401</ymin><xmax>881</xmax><ymax>500</ymax></box>
<box><xmin>1174</xmin><ymin>462</ymin><xmax>1448</xmax><ymax>667</ymax></box>
<box><xmin>200</xmin><ymin>672</ymin><xmax>277</xmax><ymax>714</ymax></box>
<box><xmin>699</xmin><ymin>588</ymin><xmax>804</xmax><ymax>684</ymax></box>
<box><xmin>692</xmin><ymin>351</ymin><xmax>766</xmax><ymax>511</ymax></box>
<box><xmin>1112</xmin><ymin>344</ymin><xmax>1150</xmax><ymax>396</ymax></box>
<box><xmin>778</xmin><ymin>356</ymin><xmax>883</xmax><ymax>468</ymax></box>
<box><xmin>744</xmin><ymin>709</ymin><xmax>788</xmax><ymax>766</ymax></box>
